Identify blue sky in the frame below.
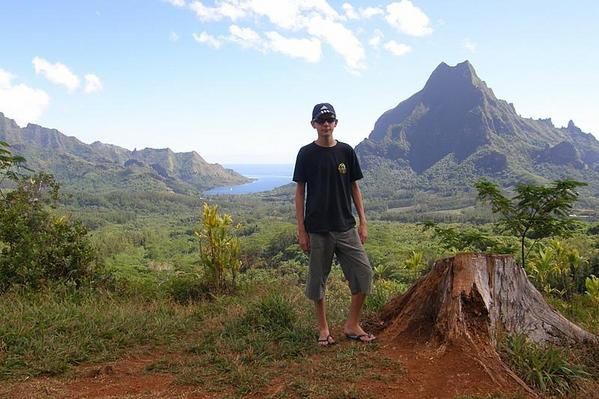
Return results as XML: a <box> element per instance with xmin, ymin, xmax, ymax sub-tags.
<box><xmin>1</xmin><ymin>0</ymin><xmax>598</xmax><ymax>163</ymax></box>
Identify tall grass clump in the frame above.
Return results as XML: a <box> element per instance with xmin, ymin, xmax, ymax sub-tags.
<box><xmin>500</xmin><ymin>335</ymin><xmax>589</xmax><ymax>396</ymax></box>
<box><xmin>223</xmin><ymin>290</ymin><xmax>315</xmax><ymax>359</ymax></box>
<box><xmin>167</xmin><ymin>286</ymin><xmax>315</xmax><ymax>394</ymax></box>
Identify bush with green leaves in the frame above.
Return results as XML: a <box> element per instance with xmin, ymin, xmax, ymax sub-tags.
<box><xmin>0</xmin><ymin>173</ymin><xmax>97</xmax><ymax>291</ymax></box>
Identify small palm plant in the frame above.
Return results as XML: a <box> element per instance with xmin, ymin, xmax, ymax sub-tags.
<box><xmin>586</xmin><ymin>275</ymin><xmax>599</xmax><ymax>303</ymax></box>
<box><xmin>195</xmin><ymin>203</ymin><xmax>241</xmax><ymax>294</ymax></box>
<box><xmin>373</xmin><ymin>262</ymin><xmax>403</xmax><ymax>281</ymax></box>
<box><xmin>528</xmin><ymin>246</ymin><xmax>557</xmax><ymax>295</ymax></box>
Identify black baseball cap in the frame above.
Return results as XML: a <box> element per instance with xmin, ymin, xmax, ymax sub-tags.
<box><xmin>312</xmin><ymin>103</ymin><xmax>336</xmax><ymax>121</ymax></box>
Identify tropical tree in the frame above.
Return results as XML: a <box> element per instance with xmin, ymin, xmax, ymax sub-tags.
<box><xmin>474</xmin><ymin>179</ymin><xmax>586</xmax><ymax>269</ymax></box>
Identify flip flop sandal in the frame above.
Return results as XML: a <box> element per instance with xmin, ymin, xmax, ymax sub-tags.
<box><xmin>345</xmin><ymin>333</ymin><xmax>376</xmax><ymax>343</ymax></box>
<box><xmin>317</xmin><ymin>335</ymin><xmax>336</xmax><ymax>347</ymax></box>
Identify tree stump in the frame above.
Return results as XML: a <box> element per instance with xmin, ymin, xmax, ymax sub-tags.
<box><xmin>379</xmin><ymin>253</ymin><xmax>597</xmax><ymax>346</ymax></box>
<box><xmin>378</xmin><ymin>253</ymin><xmax>598</xmax><ymax>396</ymax></box>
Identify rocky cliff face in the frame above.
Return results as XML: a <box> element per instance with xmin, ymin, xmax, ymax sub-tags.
<box><xmin>355</xmin><ymin>61</ymin><xmax>599</xmax><ymax>191</ymax></box>
<box><xmin>0</xmin><ymin>113</ymin><xmax>249</xmax><ymax>193</ymax></box>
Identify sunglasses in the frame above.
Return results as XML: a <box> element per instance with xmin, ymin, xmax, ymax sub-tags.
<box><xmin>315</xmin><ymin>117</ymin><xmax>337</xmax><ymax>124</ymax></box>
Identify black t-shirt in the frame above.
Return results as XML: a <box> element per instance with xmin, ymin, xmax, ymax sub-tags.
<box><xmin>293</xmin><ymin>141</ymin><xmax>363</xmax><ymax>233</ymax></box>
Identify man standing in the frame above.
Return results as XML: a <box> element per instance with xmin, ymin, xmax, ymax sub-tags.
<box><xmin>293</xmin><ymin>103</ymin><xmax>375</xmax><ymax>347</ymax></box>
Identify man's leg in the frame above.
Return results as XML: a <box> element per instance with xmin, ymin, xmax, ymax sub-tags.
<box><xmin>345</xmin><ymin>292</ymin><xmax>366</xmax><ymax>334</ymax></box>
<box><xmin>306</xmin><ymin>233</ymin><xmax>335</xmax><ymax>345</ymax></box>
<box><xmin>335</xmin><ymin>229</ymin><xmax>375</xmax><ymax>342</ymax></box>
<box><xmin>315</xmin><ymin>298</ymin><xmax>334</xmax><ymax>345</ymax></box>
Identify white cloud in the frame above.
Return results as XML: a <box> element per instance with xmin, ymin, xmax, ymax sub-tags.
<box><xmin>164</xmin><ymin>0</ymin><xmax>186</xmax><ymax>6</ymax></box>
<box><xmin>248</xmin><ymin>0</ymin><xmax>342</xmax><ymax>28</ymax></box>
<box><xmin>218</xmin><ymin>1</ymin><xmax>247</xmax><ymax>20</ymax></box>
<box><xmin>189</xmin><ymin>0</ymin><xmax>245</xmax><ymax>21</ymax></box>
<box><xmin>463</xmin><ymin>38</ymin><xmax>477</xmax><ymax>53</ymax></box>
<box><xmin>360</xmin><ymin>7</ymin><xmax>384</xmax><ymax>18</ymax></box>
<box><xmin>0</xmin><ymin>68</ymin><xmax>50</xmax><ymax>126</ymax></box>
<box><xmin>193</xmin><ymin>31</ymin><xmax>223</xmax><ymax>48</ymax></box>
<box><xmin>84</xmin><ymin>74</ymin><xmax>103</xmax><ymax>94</ymax></box>
<box><xmin>182</xmin><ymin>0</ymin><xmax>364</xmax><ymax>70</ymax></box>
<box><xmin>228</xmin><ymin>25</ymin><xmax>265</xmax><ymax>50</ymax></box>
<box><xmin>169</xmin><ymin>31</ymin><xmax>180</xmax><ymax>42</ymax></box>
<box><xmin>342</xmin><ymin>3</ymin><xmax>359</xmax><ymax>20</ymax></box>
<box><xmin>0</xmin><ymin>69</ymin><xmax>12</xmax><ymax>88</ymax></box>
<box><xmin>265</xmin><ymin>32</ymin><xmax>321</xmax><ymax>63</ymax></box>
<box><xmin>384</xmin><ymin>40</ymin><xmax>412</xmax><ymax>56</ymax></box>
<box><xmin>369</xmin><ymin>29</ymin><xmax>384</xmax><ymax>48</ymax></box>
<box><xmin>305</xmin><ymin>15</ymin><xmax>365</xmax><ymax>70</ymax></box>
<box><xmin>386</xmin><ymin>0</ymin><xmax>433</xmax><ymax>37</ymax></box>
<box><xmin>32</xmin><ymin>57</ymin><xmax>80</xmax><ymax>92</ymax></box>
<box><xmin>189</xmin><ymin>1</ymin><xmax>222</xmax><ymax>21</ymax></box>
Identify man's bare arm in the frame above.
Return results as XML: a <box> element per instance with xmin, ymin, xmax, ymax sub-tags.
<box><xmin>295</xmin><ymin>182</ymin><xmax>310</xmax><ymax>252</ymax></box>
<box><xmin>351</xmin><ymin>181</ymin><xmax>368</xmax><ymax>244</ymax></box>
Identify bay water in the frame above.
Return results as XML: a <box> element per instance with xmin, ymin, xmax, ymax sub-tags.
<box><xmin>204</xmin><ymin>164</ymin><xmax>294</xmax><ymax>195</ymax></box>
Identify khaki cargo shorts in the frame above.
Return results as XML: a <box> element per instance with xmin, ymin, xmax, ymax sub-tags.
<box><xmin>306</xmin><ymin>228</ymin><xmax>373</xmax><ymax>301</ymax></box>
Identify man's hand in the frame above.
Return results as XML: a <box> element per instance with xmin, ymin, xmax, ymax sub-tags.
<box><xmin>358</xmin><ymin>223</ymin><xmax>368</xmax><ymax>244</ymax></box>
<box><xmin>298</xmin><ymin>230</ymin><xmax>310</xmax><ymax>252</ymax></box>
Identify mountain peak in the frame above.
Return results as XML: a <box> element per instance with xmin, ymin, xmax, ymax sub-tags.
<box><xmin>355</xmin><ymin>60</ymin><xmax>599</xmax><ymax>178</ymax></box>
<box><xmin>424</xmin><ymin>60</ymin><xmax>485</xmax><ymax>92</ymax></box>
<box><xmin>0</xmin><ymin>112</ymin><xmax>21</xmax><ymax>130</ymax></box>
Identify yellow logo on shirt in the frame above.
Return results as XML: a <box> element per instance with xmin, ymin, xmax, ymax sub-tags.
<box><xmin>338</xmin><ymin>163</ymin><xmax>347</xmax><ymax>175</ymax></box>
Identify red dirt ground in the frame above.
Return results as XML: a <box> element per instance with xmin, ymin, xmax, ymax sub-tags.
<box><xmin>1</xmin><ymin>334</ymin><xmax>536</xmax><ymax>399</ymax></box>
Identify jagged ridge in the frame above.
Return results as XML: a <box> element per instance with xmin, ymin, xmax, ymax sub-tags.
<box><xmin>356</xmin><ymin>61</ymin><xmax>599</xmax><ymax>193</ymax></box>
<box><xmin>0</xmin><ymin>113</ymin><xmax>249</xmax><ymax>193</ymax></box>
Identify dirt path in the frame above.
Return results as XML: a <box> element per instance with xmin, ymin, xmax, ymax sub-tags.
<box><xmin>1</xmin><ymin>334</ymin><xmax>534</xmax><ymax>399</ymax></box>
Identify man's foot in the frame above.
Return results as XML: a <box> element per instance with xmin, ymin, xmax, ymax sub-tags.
<box><xmin>317</xmin><ymin>334</ymin><xmax>336</xmax><ymax>347</ymax></box>
<box><xmin>344</xmin><ymin>332</ymin><xmax>376</xmax><ymax>343</ymax></box>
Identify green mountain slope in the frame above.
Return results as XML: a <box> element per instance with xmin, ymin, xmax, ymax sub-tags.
<box><xmin>354</xmin><ymin>61</ymin><xmax>599</xmax><ymax>219</ymax></box>
<box><xmin>0</xmin><ymin>113</ymin><xmax>249</xmax><ymax>194</ymax></box>
<box><xmin>356</xmin><ymin>61</ymin><xmax>599</xmax><ymax>215</ymax></box>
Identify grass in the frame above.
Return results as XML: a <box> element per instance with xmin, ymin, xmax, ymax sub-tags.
<box><xmin>0</xmin><ymin>286</ymin><xmax>205</xmax><ymax>379</ymax></box>
<box><xmin>499</xmin><ymin>335</ymin><xmax>590</xmax><ymax>397</ymax></box>
<box><xmin>546</xmin><ymin>294</ymin><xmax>599</xmax><ymax>335</ymax></box>
<box><xmin>2</xmin><ymin>260</ymin><xmax>597</xmax><ymax>398</ymax></box>
<box><xmin>142</xmin><ymin>274</ymin><xmax>404</xmax><ymax>397</ymax></box>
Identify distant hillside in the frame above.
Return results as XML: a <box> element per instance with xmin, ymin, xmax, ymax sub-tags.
<box><xmin>356</xmin><ymin>61</ymin><xmax>599</xmax><ymax>219</ymax></box>
<box><xmin>0</xmin><ymin>113</ymin><xmax>249</xmax><ymax>194</ymax></box>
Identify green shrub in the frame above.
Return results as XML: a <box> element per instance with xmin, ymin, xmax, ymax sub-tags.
<box><xmin>0</xmin><ymin>173</ymin><xmax>98</xmax><ymax>291</ymax></box>
<box><xmin>166</xmin><ymin>273</ymin><xmax>210</xmax><ymax>304</ymax></box>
